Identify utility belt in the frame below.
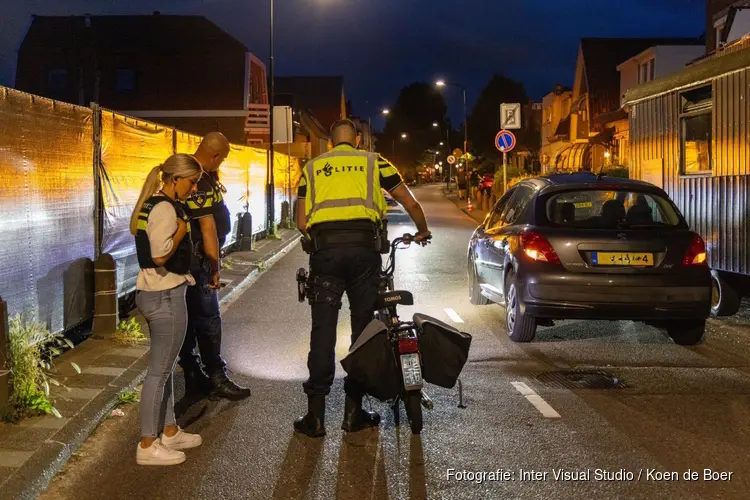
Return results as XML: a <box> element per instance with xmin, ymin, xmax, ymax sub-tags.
<box><xmin>304</xmin><ymin>220</ymin><xmax>389</xmax><ymax>254</ymax></box>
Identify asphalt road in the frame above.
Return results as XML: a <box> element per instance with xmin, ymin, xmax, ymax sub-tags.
<box><xmin>38</xmin><ymin>184</ymin><xmax>750</xmax><ymax>500</ymax></box>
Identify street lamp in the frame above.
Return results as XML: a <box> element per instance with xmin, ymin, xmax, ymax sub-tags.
<box><xmin>440</xmin><ymin>141</ymin><xmax>444</xmax><ymax>146</ymax></box>
<box><xmin>436</xmin><ymin>79</ymin><xmax>469</xmax><ymax>192</ymax></box>
<box><xmin>393</xmin><ymin>133</ymin><xmax>407</xmax><ymax>155</ymax></box>
<box><xmin>432</xmin><ymin>122</ymin><xmax>439</xmax><ymax>127</ymax></box>
<box><xmin>382</xmin><ymin>109</ymin><xmax>390</xmax><ymax>115</ymax></box>
<box><xmin>267</xmin><ymin>0</ymin><xmax>276</xmax><ymax>229</ymax></box>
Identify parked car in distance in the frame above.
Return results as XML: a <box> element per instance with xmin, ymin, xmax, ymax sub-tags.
<box><xmin>467</xmin><ymin>173</ymin><xmax>712</xmax><ymax>345</ymax></box>
<box><xmin>478</xmin><ymin>174</ymin><xmax>494</xmax><ymax>194</ymax></box>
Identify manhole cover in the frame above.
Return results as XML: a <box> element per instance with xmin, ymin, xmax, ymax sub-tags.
<box><xmin>534</xmin><ymin>371</ymin><xmax>627</xmax><ymax>390</ymax></box>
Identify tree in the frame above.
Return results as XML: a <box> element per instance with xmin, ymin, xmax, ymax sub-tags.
<box><xmin>377</xmin><ymin>82</ymin><xmax>448</xmax><ymax>176</ymax></box>
<box><xmin>467</xmin><ymin>74</ymin><xmax>530</xmax><ymax>160</ymax></box>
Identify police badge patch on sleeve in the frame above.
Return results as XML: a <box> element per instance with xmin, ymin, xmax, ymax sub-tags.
<box><xmin>193</xmin><ymin>191</ymin><xmax>207</xmax><ymax>207</ymax></box>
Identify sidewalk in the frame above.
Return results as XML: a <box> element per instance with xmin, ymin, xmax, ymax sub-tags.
<box><xmin>0</xmin><ymin>229</ymin><xmax>301</xmax><ymax>500</ymax></box>
<box><xmin>443</xmin><ymin>187</ymin><xmax>489</xmax><ymax>225</ymax></box>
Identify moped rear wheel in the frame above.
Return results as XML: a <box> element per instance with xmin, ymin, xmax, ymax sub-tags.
<box><xmin>404</xmin><ymin>390</ymin><xmax>423</xmax><ymax>434</ymax></box>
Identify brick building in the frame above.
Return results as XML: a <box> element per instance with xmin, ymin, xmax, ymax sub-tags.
<box><xmin>15</xmin><ymin>13</ymin><xmax>269</xmax><ymax>145</ymax></box>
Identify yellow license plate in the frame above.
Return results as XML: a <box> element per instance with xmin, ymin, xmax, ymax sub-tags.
<box><xmin>593</xmin><ymin>252</ymin><xmax>653</xmax><ymax>266</ymax></box>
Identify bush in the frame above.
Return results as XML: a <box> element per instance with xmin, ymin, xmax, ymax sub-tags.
<box><xmin>2</xmin><ymin>314</ymin><xmax>81</xmax><ymax>422</ymax></box>
<box><xmin>492</xmin><ymin>166</ymin><xmax>527</xmax><ymax>196</ymax></box>
<box><xmin>113</xmin><ymin>317</ymin><xmax>147</xmax><ymax>346</ymax></box>
<box><xmin>603</xmin><ymin>166</ymin><xmax>629</xmax><ymax>178</ymax></box>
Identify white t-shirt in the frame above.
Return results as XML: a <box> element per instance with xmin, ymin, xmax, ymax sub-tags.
<box><xmin>136</xmin><ymin>200</ymin><xmax>196</xmax><ymax>291</ymax></box>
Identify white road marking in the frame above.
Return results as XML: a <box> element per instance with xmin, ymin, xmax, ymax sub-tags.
<box><xmin>511</xmin><ymin>382</ymin><xmax>561</xmax><ymax>419</ymax></box>
<box><xmin>444</xmin><ymin>308</ymin><xmax>464</xmax><ymax>323</ymax></box>
<box><xmin>416</xmin><ymin>273</ymin><xmax>429</xmax><ymax>282</ymax></box>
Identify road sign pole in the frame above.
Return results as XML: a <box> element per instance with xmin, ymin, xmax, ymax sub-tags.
<box><xmin>503</xmin><ymin>151</ymin><xmax>508</xmax><ymax>193</ymax></box>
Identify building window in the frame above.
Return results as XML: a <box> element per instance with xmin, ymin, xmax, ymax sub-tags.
<box><xmin>115</xmin><ymin>69</ymin><xmax>136</xmax><ymax>92</ymax></box>
<box><xmin>639</xmin><ymin>59</ymin><xmax>655</xmax><ymax>84</ymax></box>
<box><xmin>47</xmin><ymin>69</ymin><xmax>69</xmax><ymax>92</ymax></box>
<box><xmin>680</xmin><ymin>85</ymin><xmax>712</xmax><ymax>175</ymax></box>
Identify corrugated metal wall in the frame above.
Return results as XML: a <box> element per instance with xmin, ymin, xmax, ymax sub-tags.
<box><xmin>630</xmin><ymin>69</ymin><xmax>750</xmax><ymax>275</ymax></box>
<box><xmin>714</xmin><ymin>69</ymin><xmax>749</xmax><ymax>177</ymax></box>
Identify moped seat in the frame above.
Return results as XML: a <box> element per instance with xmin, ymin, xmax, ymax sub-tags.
<box><xmin>376</xmin><ymin>290</ymin><xmax>414</xmax><ymax>309</ymax></box>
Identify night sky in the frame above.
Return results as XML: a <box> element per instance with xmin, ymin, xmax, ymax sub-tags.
<box><xmin>0</xmin><ymin>0</ymin><xmax>705</xmax><ymax>126</ymax></box>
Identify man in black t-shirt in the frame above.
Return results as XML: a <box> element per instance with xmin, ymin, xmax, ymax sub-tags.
<box><xmin>180</xmin><ymin>132</ymin><xmax>251</xmax><ymax>401</ymax></box>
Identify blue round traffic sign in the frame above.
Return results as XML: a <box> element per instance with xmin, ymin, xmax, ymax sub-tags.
<box><xmin>495</xmin><ymin>130</ymin><xmax>516</xmax><ymax>152</ymax></box>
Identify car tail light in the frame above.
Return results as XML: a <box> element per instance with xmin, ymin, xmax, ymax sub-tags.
<box><xmin>683</xmin><ymin>233</ymin><xmax>707</xmax><ymax>266</ymax></box>
<box><xmin>521</xmin><ymin>230</ymin><xmax>561</xmax><ymax>264</ymax></box>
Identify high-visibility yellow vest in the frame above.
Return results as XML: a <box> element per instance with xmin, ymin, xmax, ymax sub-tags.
<box><xmin>304</xmin><ymin>146</ymin><xmax>387</xmax><ymax>228</ymax></box>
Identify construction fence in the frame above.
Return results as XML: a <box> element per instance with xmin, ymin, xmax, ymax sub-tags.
<box><xmin>0</xmin><ymin>86</ymin><xmax>301</xmax><ymax>335</ymax></box>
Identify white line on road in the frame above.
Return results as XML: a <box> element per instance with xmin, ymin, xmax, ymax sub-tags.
<box><xmin>416</xmin><ymin>273</ymin><xmax>428</xmax><ymax>282</ymax></box>
<box><xmin>444</xmin><ymin>308</ymin><xmax>464</xmax><ymax>323</ymax></box>
<box><xmin>511</xmin><ymin>382</ymin><xmax>561</xmax><ymax>419</ymax></box>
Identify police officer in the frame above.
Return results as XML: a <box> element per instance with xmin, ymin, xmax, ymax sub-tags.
<box><xmin>179</xmin><ymin>132</ymin><xmax>251</xmax><ymax>400</ymax></box>
<box><xmin>294</xmin><ymin>119</ymin><xmax>431</xmax><ymax>437</ymax></box>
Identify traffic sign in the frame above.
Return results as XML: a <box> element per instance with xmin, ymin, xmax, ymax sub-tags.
<box><xmin>447</xmin><ymin>155</ymin><xmax>456</xmax><ymax>164</ymax></box>
<box><xmin>495</xmin><ymin>130</ymin><xmax>516</xmax><ymax>153</ymax></box>
<box><xmin>501</xmin><ymin>103</ymin><xmax>521</xmax><ymax>129</ymax></box>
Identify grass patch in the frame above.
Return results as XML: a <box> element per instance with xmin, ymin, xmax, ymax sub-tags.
<box><xmin>1</xmin><ymin>314</ymin><xmax>81</xmax><ymax>422</ymax></box>
<box><xmin>118</xmin><ymin>390</ymin><xmax>140</xmax><ymax>405</ymax></box>
<box><xmin>112</xmin><ymin>317</ymin><xmax>146</xmax><ymax>346</ymax></box>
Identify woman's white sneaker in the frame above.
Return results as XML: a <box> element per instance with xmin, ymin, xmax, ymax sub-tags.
<box><xmin>160</xmin><ymin>427</ymin><xmax>203</xmax><ymax>450</ymax></box>
<box><xmin>136</xmin><ymin>441</ymin><xmax>186</xmax><ymax>466</ymax></box>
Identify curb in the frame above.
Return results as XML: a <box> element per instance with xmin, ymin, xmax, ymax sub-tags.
<box><xmin>6</xmin><ymin>233</ymin><xmax>301</xmax><ymax>500</ymax></box>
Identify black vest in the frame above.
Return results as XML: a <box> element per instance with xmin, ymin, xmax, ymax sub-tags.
<box><xmin>135</xmin><ymin>196</ymin><xmax>193</xmax><ymax>275</ymax></box>
<box><xmin>193</xmin><ymin>175</ymin><xmax>232</xmax><ymax>248</ymax></box>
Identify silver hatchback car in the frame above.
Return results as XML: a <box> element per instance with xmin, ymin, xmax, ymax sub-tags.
<box><xmin>467</xmin><ymin>173</ymin><xmax>711</xmax><ymax>345</ymax></box>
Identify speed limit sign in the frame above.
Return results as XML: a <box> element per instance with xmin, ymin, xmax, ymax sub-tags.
<box><xmin>447</xmin><ymin>155</ymin><xmax>456</xmax><ymax>164</ymax></box>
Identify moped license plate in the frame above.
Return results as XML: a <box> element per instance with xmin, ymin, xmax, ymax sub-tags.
<box><xmin>400</xmin><ymin>353</ymin><xmax>423</xmax><ymax>389</ymax></box>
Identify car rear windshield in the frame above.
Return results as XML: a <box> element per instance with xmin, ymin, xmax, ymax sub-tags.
<box><xmin>544</xmin><ymin>189</ymin><xmax>681</xmax><ymax>228</ymax></box>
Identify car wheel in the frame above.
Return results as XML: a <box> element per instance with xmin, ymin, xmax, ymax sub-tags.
<box><xmin>468</xmin><ymin>254</ymin><xmax>490</xmax><ymax>306</ymax></box>
<box><xmin>504</xmin><ymin>271</ymin><xmax>537</xmax><ymax>342</ymax></box>
<box><xmin>710</xmin><ymin>270</ymin><xmax>740</xmax><ymax>317</ymax></box>
<box><xmin>666</xmin><ymin>319</ymin><xmax>706</xmax><ymax>346</ymax></box>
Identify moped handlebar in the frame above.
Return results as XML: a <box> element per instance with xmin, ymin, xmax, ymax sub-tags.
<box><xmin>383</xmin><ymin>233</ymin><xmax>432</xmax><ymax>277</ymax></box>
<box><xmin>391</xmin><ymin>233</ymin><xmax>433</xmax><ymax>249</ymax></box>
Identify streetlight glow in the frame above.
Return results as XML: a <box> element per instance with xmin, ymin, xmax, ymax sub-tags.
<box><xmin>432</xmin><ymin>122</ymin><xmax>439</xmax><ymax>127</ymax></box>
<box><xmin>440</xmin><ymin>141</ymin><xmax>444</xmax><ymax>146</ymax></box>
<box><xmin>382</xmin><ymin>109</ymin><xmax>390</xmax><ymax>115</ymax></box>
<box><xmin>401</xmin><ymin>133</ymin><xmax>408</xmax><ymax>139</ymax></box>
<box><xmin>436</xmin><ymin>80</ymin><xmax>446</xmax><ymax>87</ymax></box>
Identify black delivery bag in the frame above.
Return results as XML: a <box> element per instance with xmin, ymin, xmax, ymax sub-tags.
<box><xmin>414</xmin><ymin>313</ymin><xmax>472</xmax><ymax>388</ymax></box>
<box><xmin>340</xmin><ymin>319</ymin><xmax>401</xmax><ymax>402</ymax></box>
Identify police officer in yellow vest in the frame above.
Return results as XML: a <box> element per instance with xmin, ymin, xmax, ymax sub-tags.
<box><xmin>294</xmin><ymin>119</ymin><xmax>431</xmax><ymax>437</ymax></box>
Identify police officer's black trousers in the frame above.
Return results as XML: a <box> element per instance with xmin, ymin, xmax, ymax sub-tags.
<box><xmin>178</xmin><ymin>267</ymin><xmax>227</xmax><ymax>377</ymax></box>
<box><xmin>303</xmin><ymin>246</ymin><xmax>381</xmax><ymax>397</ymax></box>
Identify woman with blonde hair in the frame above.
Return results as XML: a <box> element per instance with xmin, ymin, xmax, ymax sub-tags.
<box><xmin>129</xmin><ymin>153</ymin><xmax>203</xmax><ymax>466</ymax></box>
